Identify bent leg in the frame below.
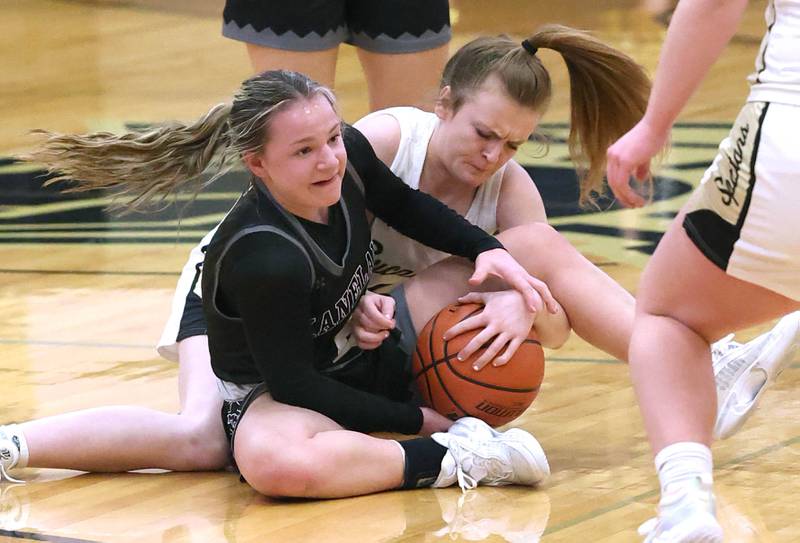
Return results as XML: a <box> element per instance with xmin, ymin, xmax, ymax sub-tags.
<box><xmin>233</xmin><ymin>395</ymin><xmax>405</xmax><ymax>498</ymax></box>
<box><xmin>403</xmin><ymin>223</ymin><xmax>635</xmax><ymax>361</ymax></box>
<box><xmin>631</xmin><ymin>218</ymin><xmax>798</xmax><ymax>453</ymax></box>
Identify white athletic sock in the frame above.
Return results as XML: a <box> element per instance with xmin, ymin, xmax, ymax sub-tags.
<box><xmin>654</xmin><ymin>441</ymin><xmax>713</xmax><ymax>497</ymax></box>
<box><xmin>3</xmin><ymin>424</ymin><xmax>30</xmax><ymax>469</ymax></box>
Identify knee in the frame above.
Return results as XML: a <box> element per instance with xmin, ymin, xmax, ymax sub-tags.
<box><xmin>236</xmin><ymin>442</ymin><xmax>322</xmax><ymax>498</ymax></box>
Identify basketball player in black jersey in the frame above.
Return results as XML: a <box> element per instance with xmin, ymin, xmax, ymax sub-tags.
<box><xmin>3</xmin><ymin>71</ymin><xmax>555</xmax><ymax>496</ymax></box>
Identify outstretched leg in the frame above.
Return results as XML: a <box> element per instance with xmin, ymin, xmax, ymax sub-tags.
<box><xmin>4</xmin><ymin>336</ymin><xmax>227</xmax><ymax>473</ymax></box>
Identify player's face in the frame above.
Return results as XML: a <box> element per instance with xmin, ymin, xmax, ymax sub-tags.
<box><xmin>246</xmin><ymin>94</ymin><xmax>347</xmax><ymax>223</ymax></box>
<box><xmin>435</xmin><ymin>75</ymin><xmax>541</xmax><ymax>187</ymax></box>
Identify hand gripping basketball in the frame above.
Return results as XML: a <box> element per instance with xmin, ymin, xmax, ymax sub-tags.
<box><xmin>412</xmin><ymin>303</ymin><xmax>545</xmax><ymax>427</ymax></box>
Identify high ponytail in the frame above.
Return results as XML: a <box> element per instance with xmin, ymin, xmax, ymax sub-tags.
<box><xmin>525</xmin><ymin>25</ymin><xmax>650</xmax><ymax>205</ymax></box>
<box><xmin>441</xmin><ymin>25</ymin><xmax>650</xmax><ymax>206</ymax></box>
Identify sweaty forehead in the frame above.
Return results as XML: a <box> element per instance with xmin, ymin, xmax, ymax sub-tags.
<box><xmin>271</xmin><ymin>95</ymin><xmax>339</xmax><ymax>137</ymax></box>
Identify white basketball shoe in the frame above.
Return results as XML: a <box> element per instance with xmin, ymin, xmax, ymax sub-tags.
<box><xmin>0</xmin><ymin>427</ymin><xmax>24</xmax><ymax>484</ymax></box>
<box><xmin>712</xmin><ymin>312</ymin><xmax>800</xmax><ymax>439</ymax></box>
<box><xmin>431</xmin><ymin>418</ymin><xmax>550</xmax><ymax>491</ymax></box>
<box><xmin>638</xmin><ymin>475</ymin><xmax>723</xmax><ymax>543</ymax></box>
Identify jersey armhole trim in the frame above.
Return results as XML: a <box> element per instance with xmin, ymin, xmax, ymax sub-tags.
<box><xmin>210</xmin><ymin>226</ymin><xmax>316</xmax><ymax>322</ymax></box>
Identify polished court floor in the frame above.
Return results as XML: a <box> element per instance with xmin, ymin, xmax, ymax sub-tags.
<box><xmin>1</xmin><ymin>1</ymin><xmax>799</xmax><ymax>541</ymax></box>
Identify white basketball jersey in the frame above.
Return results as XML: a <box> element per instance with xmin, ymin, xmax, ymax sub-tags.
<box><xmin>363</xmin><ymin>107</ymin><xmax>506</xmax><ymax>293</ymax></box>
<box><xmin>748</xmin><ymin>0</ymin><xmax>800</xmax><ymax>106</ymax></box>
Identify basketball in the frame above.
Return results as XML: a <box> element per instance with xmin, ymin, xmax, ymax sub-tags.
<box><xmin>411</xmin><ymin>302</ymin><xmax>545</xmax><ymax>427</ymax></box>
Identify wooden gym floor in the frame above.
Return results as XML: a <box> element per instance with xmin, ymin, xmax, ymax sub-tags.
<box><xmin>1</xmin><ymin>1</ymin><xmax>798</xmax><ymax>541</ymax></box>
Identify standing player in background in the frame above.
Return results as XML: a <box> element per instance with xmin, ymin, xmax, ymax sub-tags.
<box><xmin>606</xmin><ymin>0</ymin><xmax>800</xmax><ymax>541</ymax></box>
<box><xmin>222</xmin><ymin>0</ymin><xmax>451</xmax><ymax>111</ymax></box>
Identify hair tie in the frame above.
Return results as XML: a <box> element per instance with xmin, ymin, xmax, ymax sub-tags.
<box><xmin>521</xmin><ymin>39</ymin><xmax>538</xmax><ymax>56</ymax></box>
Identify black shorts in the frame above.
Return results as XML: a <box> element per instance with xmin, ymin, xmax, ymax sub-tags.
<box><xmin>222</xmin><ymin>0</ymin><xmax>451</xmax><ymax>53</ymax></box>
<box><xmin>220</xmin><ymin>330</ymin><xmax>416</xmax><ymax>457</ymax></box>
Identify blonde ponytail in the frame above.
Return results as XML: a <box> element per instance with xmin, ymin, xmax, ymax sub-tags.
<box><xmin>21</xmin><ymin>70</ymin><xmax>337</xmax><ymax>212</ymax></box>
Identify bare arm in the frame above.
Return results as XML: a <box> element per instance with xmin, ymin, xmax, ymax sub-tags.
<box><xmin>352</xmin><ymin>112</ymin><xmax>402</xmax><ymax>166</ymax></box>
<box><xmin>643</xmin><ymin>0</ymin><xmax>749</xmax><ymax>134</ymax></box>
<box><xmin>495</xmin><ymin>161</ymin><xmax>569</xmax><ymax>347</ymax></box>
<box><xmin>607</xmin><ymin>0</ymin><xmax>750</xmax><ymax>207</ymax></box>
<box><xmin>495</xmin><ymin>160</ymin><xmax>548</xmax><ymax>230</ymax></box>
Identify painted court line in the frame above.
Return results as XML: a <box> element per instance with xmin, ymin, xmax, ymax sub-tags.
<box><xmin>0</xmin><ymin>530</ymin><xmax>100</xmax><ymax>543</ymax></box>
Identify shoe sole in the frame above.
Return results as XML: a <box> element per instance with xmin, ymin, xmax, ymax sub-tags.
<box><xmin>715</xmin><ymin>315</ymin><xmax>800</xmax><ymax>439</ymax></box>
<box><xmin>647</xmin><ymin>511</ymin><xmax>723</xmax><ymax>543</ymax></box>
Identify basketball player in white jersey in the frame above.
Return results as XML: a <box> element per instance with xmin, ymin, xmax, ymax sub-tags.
<box><xmin>607</xmin><ymin>1</ymin><xmax>800</xmax><ymax>540</ymax></box>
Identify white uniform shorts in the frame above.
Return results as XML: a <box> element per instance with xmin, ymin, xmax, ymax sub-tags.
<box><xmin>156</xmin><ymin>227</ymin><xmax>219</xmax><ymax>361</ymax></box>
<box><xmin>682</xmin><ymin>101</ymin><xmax>800</xmax><ymax>301</ymax></box>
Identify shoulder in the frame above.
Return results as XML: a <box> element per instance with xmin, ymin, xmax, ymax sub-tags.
<box><xmin>342</xmin><ymin>124</ymin><xmax>387</xmax><ymax>179</ymax></box>
<box><xmin>223</xmin><ymin>230</ymin><xmax>314</xmax><ymax>288</ymax></box>
<box><xmin>352</xmin><ymin>111</ymin><xmax>402</xmax><ymax>166</ymax></box>
<box><xmin>496</xmin><ymin>159</ymin><xmax>547</xmax><ymax>227</ymax></box>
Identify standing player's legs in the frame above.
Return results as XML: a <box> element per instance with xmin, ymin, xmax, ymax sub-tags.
<box><xmin>632</xmin><ymin>218</ymin><xmax>798</xmax><ymax>453</ymax></box>
<box><xmin>634</xmin><ymin>101</ymin><xmax>800</xmax><ymax>542</ymax></box>
<box><xmin>222</xmin><ymin>0</ymin><xmax>345</xmax><ymax>86</ymax></box>
<box><xmin>348</xmin><ymin>0</ymin><xmax>451</xmax><ymax>111</ymax></box>
<box><xmin>357</xmin><ymin>46</ymin><xmax>449</xmax><ymax>112</ymax></box>
<box><xmin>631</xmin><ymin>218</ymin><xmax>797</xmax><ymax>542</ymax></box>
<box><xmin>245</xmin><ymin>46</ymin><xmax>339</xmax><ymax>89</ymax></box>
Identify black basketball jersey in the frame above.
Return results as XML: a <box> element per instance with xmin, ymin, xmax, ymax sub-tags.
<box><xmin>202</xmin><ymin>163</ymin><xmax>374</xmax><ymax>383</ymax></box>
<box><xmin>200</xmin><ymin>126</ymin><xmax>503</xmax><ymax>433</ymax></box>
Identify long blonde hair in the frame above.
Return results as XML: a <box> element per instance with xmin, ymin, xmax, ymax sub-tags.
<box><xmin>440</xmin><ymin>24</ymin><xmax>651</xmax><ymax>205</ymax></box>
<box><xmin>21</xmin><ymin>70</ymin><xmax>337</xmax><ymax>211</ymax></box>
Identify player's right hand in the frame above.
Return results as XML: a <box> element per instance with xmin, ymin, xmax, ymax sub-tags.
<box><xmin>606</xmin><ymin>119</ymin><xmax>669</xmax><ymax>208</ymax></box>
<box><xmin>444</xmin><ymin>290</ymin><xmax>537</xmax><ymax>370</ymax></box>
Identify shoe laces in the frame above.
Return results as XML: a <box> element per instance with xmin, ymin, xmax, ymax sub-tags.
<box><xmin>448</xmin><ymin>439</ymin><xmax>513</xmax><ymax>493</ymax></box>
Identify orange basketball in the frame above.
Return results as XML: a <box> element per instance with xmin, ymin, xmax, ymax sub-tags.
<box><xmin>411</xmin><ymin>302</ymin><xmax>545</xmax><ymax>427</ymax></box>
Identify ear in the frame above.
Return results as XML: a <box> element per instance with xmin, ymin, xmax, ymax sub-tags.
<box><xmin>242</xmin><ymin>149</ymin><xmax>269</xmax><ymax>180</ymax></box>
<box><xmin>434</xmin><ymin>86</ymin><xmax>453</xmax><ymax>121</ymax></box>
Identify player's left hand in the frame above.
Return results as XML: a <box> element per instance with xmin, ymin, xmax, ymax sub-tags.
<box><xmin>471</xmin><ymin>248</ymin><xmax>557</xmax><ymax>314</ymax></box>
<box><xmin>444</xmin><ymin>290</ymin><xmax>537</xmax><ymax>370</ymax></box>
